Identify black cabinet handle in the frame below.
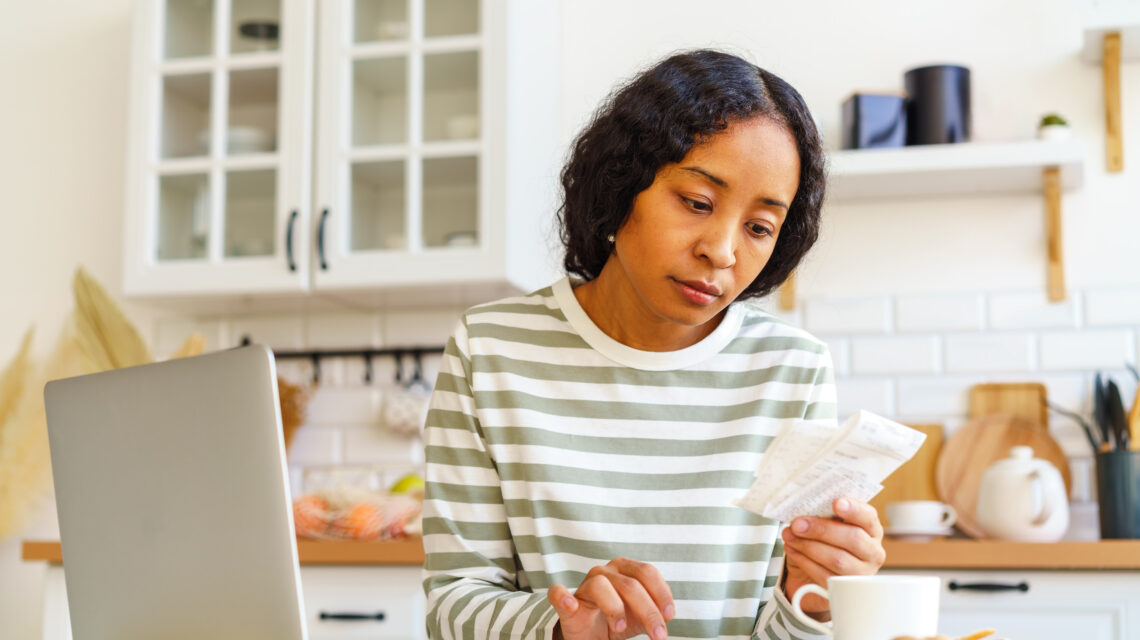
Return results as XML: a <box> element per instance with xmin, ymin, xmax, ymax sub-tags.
<box><xmin>948</xmin><ymin>581</ymin><xmax>1029</xmax><ymax>593</ymax></box>
<box><xmin>285</xmin><ymin>209</ymin><xmax>298</xmax><ymax>272</ymax></box>
<box><xmin>317</xmin><ymin>207</ymin><xmax>330</xmax><ymax>271</ymax></box>
<box><xmin>318</xmin><ymin>611</ymin><xmax>386</xmax><ymax>621</ymax></box>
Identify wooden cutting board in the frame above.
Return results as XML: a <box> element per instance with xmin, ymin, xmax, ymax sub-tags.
<box><xmin>870</xmin><ymin>424</ymin><xmax>942</xmax><ymax>527</ymax></box>
<box><xmin>937</xmin><ymin>382</ymin><xmax>1072</xmax><ymax>538</ymax></box>
<box><xmin>969</xmin><ymin>382</ymin><xmax>1050</xmax><ymax>426</ymax></box>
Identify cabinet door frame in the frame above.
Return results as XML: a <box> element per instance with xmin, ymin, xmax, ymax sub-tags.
<box><xmin>312</xmin><ymin>0</ymin><xmax>506</xmax><ymax>292</ymax></box>
<box><xmin>122</xmin><ymin>0</ymin><xmax>316</xmax><ymax>297</ymax></box>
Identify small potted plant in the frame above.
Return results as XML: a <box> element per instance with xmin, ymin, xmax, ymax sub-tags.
<box><xmin>1037</xmin><ymin>113</ymin><xmax>1071</xmax><ymax>141</ymax></box>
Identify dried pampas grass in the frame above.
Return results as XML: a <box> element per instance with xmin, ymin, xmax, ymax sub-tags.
<box><xmin>72</xmin><ymin>267</ymin><xmax>151</xmax><ymax>373</ymax></box>
<box><xmin>170</xmin><ymin>333</ymin><xmax>207</xmax><ymax>360</ymax></box>
<box><xmin>0</xmin><ymin>322</ymin><xmax>86</xmax><ymax>540</ymax></box>
<box><xmin>277</xmin><ymin>376</ymin><xmax>311</xmax><ymax>451</ymax></box>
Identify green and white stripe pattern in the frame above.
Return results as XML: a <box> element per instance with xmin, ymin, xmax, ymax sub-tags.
<box><xmin>423</xmin><ymin>277</ymin><xmax>836</xmax><ymax>640</ymax></box>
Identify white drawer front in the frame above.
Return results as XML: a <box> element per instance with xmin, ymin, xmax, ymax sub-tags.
<box><xmin>300</xmin><ymin>567</ymin><xmax>425</xmax><ymax>640</ymax></box>
<box><xmin>883</xmin><ymin>569</ymin><xmax>1137</xmax><ymax>640</ymax></box>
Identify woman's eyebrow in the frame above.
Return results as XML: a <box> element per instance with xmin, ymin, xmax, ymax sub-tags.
<box><xmin>680</xmin><ymin>166</ymin><xmax>790</xmax><ymax>210</ymax></box>
<box><xmin>680</xmin><ymin>166</ymin><xmax>727</xmax><ymax>188</ymax></box>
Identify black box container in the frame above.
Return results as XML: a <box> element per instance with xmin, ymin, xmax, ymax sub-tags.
<box><xmin>841</xmin><ymin>93</ymin><xmax>907</xmax><ymax>150</ymax></box>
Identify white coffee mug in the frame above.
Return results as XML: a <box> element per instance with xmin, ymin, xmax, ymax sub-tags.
<box><xmin>887</xmin><ymin>500</ymin><xmax>957</xmax><ymax>530</ymax></box>
<box><xmin>790</xmin><ymin>575</ymin><xmax>940</xmax><ymax>640</ymax></box>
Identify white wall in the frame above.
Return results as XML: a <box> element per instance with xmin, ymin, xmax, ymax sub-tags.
<box><xmin>2</xmin><ymin>0</ymin><xmax>1139</xmax><ymax>638</ymax></box>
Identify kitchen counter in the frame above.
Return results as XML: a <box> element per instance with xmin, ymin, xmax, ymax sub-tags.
<box><xmin>882</xmin><ymin>539</ymin><xmax>1140</xmax><ymax>569</ymax></box>
<box><xmin>22</xmin><ymin>538</ymin><xmax>425</xmax><ymax>566</ymax></box>
<box><xmin>24</xmin><ymin>538</ymin><xmax>1140</xmax><ymax>569</ymax></box>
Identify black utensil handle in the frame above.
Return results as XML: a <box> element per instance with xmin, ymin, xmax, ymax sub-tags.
<box><xmin>319</xmin><ymin>611</ymin><xmax>386</xmax><ymax>621</ymax></box>
<box><xmin>948</xmin><ymin>581</ymin><xmax>1029</xmax><ymax>593</ymax></box>
<box><xmin>318</xmin><ymin>207</ymin><xmax>330</xmax><ymax>271</ymax></box>
<box><xmin>285</xmin><ymin>209</ymin><xmax>298</xmax><ymax>272</ymax></box>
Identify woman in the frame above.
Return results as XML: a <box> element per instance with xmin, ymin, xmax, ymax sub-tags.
<box><xmin>422</xmin><ymin>49</ymin><xmax>885</xmax><ymax>640</ymax></box>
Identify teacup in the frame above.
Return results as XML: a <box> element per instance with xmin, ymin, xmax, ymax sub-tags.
<box><xmin>886</xmin><ymin>500</ymin><xmax>957</xmax><ymax>530</ymax></box>
<box><xmin>790</xmin><ymin>575</ymin><xmax>940</xmax><ymax>640</ymax></box>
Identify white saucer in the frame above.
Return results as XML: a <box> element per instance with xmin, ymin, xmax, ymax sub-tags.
<box><xmin>885</xmin><ymin>526</ymin><xmax>954</xmax><ymax>542</ymax></box>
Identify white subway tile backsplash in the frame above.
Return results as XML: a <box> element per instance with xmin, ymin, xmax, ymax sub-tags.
<box><xmin>1039</xmin><ymin>330</ymin><xmax>1136</xmax><ymax>371</ymax></box>
<box><xmin>214</xmin><ymin>284</ymin><xmax>1140</xmax><ymax>471</ymax></box>
<box><xmin>287</xmin><ymin>425</ymin><xmax>344</xmax><ymax>466</ymax></box>
<box><xmin>895</xmin><ymin>294</ymin><xmax>984</xmax><ymax>333</ymax></box>
<box><xmin>895</xmin><ymin>376</ymin><xmax>973</xmax><ymax>417</ymax></box>
<box><xmin>153</xmin><ymin>316</ymin><xmax>227</xmax><ymax>358</ymax></box>
<box><xmin>804</xmin><ymin>297</ymin><xmax>891</xmax><ymax>335</ymax></box>
<box><xmin>988</xmin><ymin>292</ymin><xmax>1080</xmax><ymax>330</ymax></box>
<box><xmin>229</xmin><ymin>314</ymin><xmax>305</xmax><ymax>350</ymax></box>
<box><xmin>306</xmin><ymin>312</ymin><xmax>381</xmax><ymax>349</ymax></box>
<box><xmin>851</xmin><ymin>336</ymin><xmax>939</xmax><ymax>375</ymax></box>
<box><xmin>1085</xmin><ymin>288</ymin><xmax>1140</xmax><ymax>326</ymax></box>
<box><xmin>305</xmin><ymin>387</ymin><xmax>381</xmax><ymax>425</ymax></box>
<box><xmin>383</xmin><ymin>308</ymin><xmax>464</xmax><ymax>346</ymax></box>
<box><xmin>1035</xmin><ymin>373</ymin><xmax>1088</xmax><ymax>414</ymax></box>
<box><xmin>944</xmin><ymin>333</ymin><xmax>1035</xmax><ymax>373</ymax></box>
<box><xmin>1051</xmin><ymin>417</ymin><xmax>1096</xmax><ymax>458</ymax></box>
<box><xmin>835</xmin><ymin>378</ymin><xmax>893</xmax><ymax>417</ymax></box>
<box><xmin>341</xmin><ymin>425</ymin><xmax>422</xmax><ymax>465</ymax></box>
<box><xmin>821</xmin><ymin>337</ymin><xmax>851</xmax><ymax>377</ymax></box>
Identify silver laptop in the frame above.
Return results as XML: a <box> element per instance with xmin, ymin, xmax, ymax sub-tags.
<box><xmin>44</xmin><ymin>345</ymin><xmax>307</xmax><ymax>640</ymax></box>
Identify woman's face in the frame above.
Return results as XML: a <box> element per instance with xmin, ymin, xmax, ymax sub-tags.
<box><xmin>611</xmin><ymin>116</ymin><xmax>800</xmax><ymax>331</ymax></box>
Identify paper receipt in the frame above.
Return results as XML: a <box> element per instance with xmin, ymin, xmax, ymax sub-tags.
<box><xmin>734</xmin><ymin>410</ymin><xmax>926</xmax><ymax>521</ymax></box>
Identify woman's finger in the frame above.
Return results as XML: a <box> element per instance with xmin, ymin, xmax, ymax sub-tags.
<box><xmin>547</xmin><ymin>583</ymin><xmax>579</xmax><ymax>617</ymax></box>
<box><xmin>783</xmin><ymin>542</ymin><xmax>835</xmax><ymax>588</ymax></box>
<box><xmin>575</xmin><ymin>573</ymin><xmax>631</xmax><ymax>635</ymax></box>
<box><xmin>607</xmin><ymin>570</ymin><xmax>670</xmax><ymax>640</ymax></box>
<box><xmin>612</xmin><ymin>558</ymin><xmax>675</xmax><ymax>621</ymax></box>
<box><xmin>785</xmin><ymin>517</ymin><xmax>882</xmax><ymax>565</ymax></box>
<box><xmin>784</xmin><ymin>534</ymin><xmax>872</xmax><ymax>576</ymax></box>
<box><xmin>833</xmin><ymin>497</ymin><xmax>884</xmax><ymax>539</ymax></box>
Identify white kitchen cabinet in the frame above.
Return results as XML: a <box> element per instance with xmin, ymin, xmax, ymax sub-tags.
<box><xmin>37</xmin><ymin>564</ymin><xmax>425</xmax><ymax>640</ymax></box>
<box><xmin>883</xmin><ymin>569</ymin><xmax>1140</xmax><ymax>640</ymax></box>
<box><xmin>301</xmin><ymin>566</ymin><xmax>425</xmax><ymax>639</ymax></box>
<box><xmin>122</xmin><ymin>0</ymin><xmax>560</xmax><ymax>305</ymax></box>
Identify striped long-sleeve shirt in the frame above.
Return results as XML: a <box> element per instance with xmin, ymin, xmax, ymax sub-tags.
<box><xmin>423</xmin><ymin>277</ymin><xmax>837</xmax><ymax>640</ymax></box>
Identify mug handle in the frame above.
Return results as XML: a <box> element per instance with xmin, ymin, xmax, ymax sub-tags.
<box><xmin>789</xmin><ymin>584</ymin><xmax>833</xmax><ymax>637</ymax></box>
<box><xmin>940</xmin><ymin>504</ymin><xmax>958</xmax><ymax>528</ymax></box>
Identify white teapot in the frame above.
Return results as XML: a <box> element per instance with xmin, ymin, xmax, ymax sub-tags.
<box><xmin>975</xmin><ymin>445</ymin><xmax>1069</xmax><ymax>542</ymax></box>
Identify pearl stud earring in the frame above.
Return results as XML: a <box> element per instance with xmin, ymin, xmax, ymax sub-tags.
<box><xmin>607</xmin><ymin>234</ymin><xmax>615</xmax><ymax>243</ymax></box>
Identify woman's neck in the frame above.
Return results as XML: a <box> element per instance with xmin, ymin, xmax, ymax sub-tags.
<box><xmin>571</xmin><ymin>269</ymin><xmax>724</xmax><ymax>352</ymax></box>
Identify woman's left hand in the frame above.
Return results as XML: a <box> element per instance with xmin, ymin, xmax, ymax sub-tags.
<box><xmin>780</xmin><ymin>497</ymin><xmax>886</xmax><ymax>617</ymax></box>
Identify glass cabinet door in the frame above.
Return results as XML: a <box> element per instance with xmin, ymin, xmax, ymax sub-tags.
<box><xmin>314</xmin><ymin>0</ymin><xmax>494</xmax><ymax>290</ymax></box>
<box><xmin>123</xmin><ymin>0</ymin><xmax>314</xmax><ymax>296</ymax></box>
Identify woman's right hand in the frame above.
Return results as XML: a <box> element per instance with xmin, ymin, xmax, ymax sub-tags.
<box><xmin>548</xmin><ymin>557</ymin><xmax>674</xmax><ymax>640</ymax></box>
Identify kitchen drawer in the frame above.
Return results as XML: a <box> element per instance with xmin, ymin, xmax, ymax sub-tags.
<box><xmin>883</xmin><ymin>569</ymin><xmax>1139</xmax><ymax>640</ymax></box>
<box><xmin>300</xmin><ymin>566</ymin><xmax>425</xmax><ymax>640</ymax></box>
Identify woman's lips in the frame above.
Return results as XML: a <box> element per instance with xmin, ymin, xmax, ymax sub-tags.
<box><xmin>673</xmin><ymin>278</ymin><xmax>721</xmax><ymax>305</ymax></box>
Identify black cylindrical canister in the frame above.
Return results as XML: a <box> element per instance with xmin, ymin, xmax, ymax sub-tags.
<box><xmin>1096</xmin><ymin>450</ymin><xmax>1140</xmax><ymax>539</ymax></box>
<box><xmin>904</xmin><ymin>64</ymin><xmax>971</xmax><ymax>145</ymax></box>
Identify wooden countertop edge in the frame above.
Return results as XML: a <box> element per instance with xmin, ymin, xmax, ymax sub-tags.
<box><xmin>22</xmin><ymin>538</ymin><xmax>425</xmax><ymax>566</ymax></box>
<box><xmin>23</xmin><ymin>539</ymin><xmax>1140</xmax><ymax>570</ymax></box>
<box><xmin>882</xmin><ymin>539</ymin><xmax>1140</xmax><ymax>569</ymax></box>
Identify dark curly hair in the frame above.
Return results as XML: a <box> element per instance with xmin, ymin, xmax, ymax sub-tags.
<box><xmin>557</xmin><ymin>49</ymin><xmax>826</xmax><ymax>300</ymax></box>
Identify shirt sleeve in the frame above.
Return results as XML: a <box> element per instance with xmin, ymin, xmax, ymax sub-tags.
<box><xmin>752</xmin><ymin>344</ymin><xmax>837</xmax><ymax>640</ymax></box>
<box><xmin>422</xmin><ymin>318</ymin><xmax>560</xmax><ymax>640</ymax></box>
